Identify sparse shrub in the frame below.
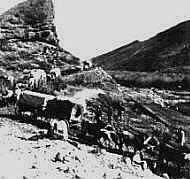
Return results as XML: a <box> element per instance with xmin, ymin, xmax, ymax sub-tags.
<box><xmin>61</xmin><ymin>68</ymin><xmax>117</xmax><ymax>91</ymax></box>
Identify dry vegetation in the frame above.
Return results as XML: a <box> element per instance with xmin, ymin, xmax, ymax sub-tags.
<box><xmin>108</xmin><ymin>66</ymin><xmax>190</xmax><ymax>90</ymax></box>
<box><xmin>61</xmin><ymin>68</ymin><xmax>119</xmax><ymax>92</ymax></box>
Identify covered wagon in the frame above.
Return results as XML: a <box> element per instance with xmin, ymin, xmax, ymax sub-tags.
<box><xmin>15</xmin><ymin>90</ymin><xmax>55</xmax><ymax>116</ymax></box>
<box><xmin>15</xmin><ymin>90</ymin><xmax>84</xmax><ymax>140</ymax></box>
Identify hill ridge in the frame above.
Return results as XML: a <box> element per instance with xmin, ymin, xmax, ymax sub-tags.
<box><xmin>92</xmin><ymin>20</ymin><xmax>190</xmax><ymax>72</ymax></box>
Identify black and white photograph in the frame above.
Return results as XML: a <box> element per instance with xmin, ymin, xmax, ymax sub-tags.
<box><xmin>0</xmin><ymin>0</ymin><xmax>190</xmax><ymax>178</ymax></box>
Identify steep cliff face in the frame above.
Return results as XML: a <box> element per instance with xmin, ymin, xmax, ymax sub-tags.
<box><xmin>0</xmin><ymin>0</ymin><xmax>80</xmax><ymax>75</ymax></box>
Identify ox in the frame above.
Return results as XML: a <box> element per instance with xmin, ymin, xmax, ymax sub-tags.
<box><xmin>98</xmin><ymin>125</ymin><xmax>120</xmax><ymax>150</ymax></box>
<box><xmin>98</xmin><ymin>127</ymin><xmax>146</xmax><ymax>154</ymax></box>
<box><xmin>118</xmin><ymin>130</ymin><xmax>146</xmax><ymax>154</ymax></box>
<box><xmin>45</xmin><ymin>98</ymin><xmax>83</xmax><ymax>141</ymax></box>
<box><xmin>158</xmin><ymin>143</ymin><xmax>190</xmax><ymax>176</ymax></box>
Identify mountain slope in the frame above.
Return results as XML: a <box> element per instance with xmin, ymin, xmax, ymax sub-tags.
<box><xmin>92</xmin><ymin>21</ymin><xmax>190</xmax><ymax>72</ymax></box>
<box><xmin>0</xmin><ymin>0</ymin><xmax>80</xmax><ymax>76</ymax></box>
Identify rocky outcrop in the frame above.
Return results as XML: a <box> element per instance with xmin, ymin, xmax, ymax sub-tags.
<box><xmin>0</xmin><ymin>0</ymin><xmax>80</xmax><ymax>77</ymax></box>
<box><xmin>61</xmin><ymin>67</ymin><xmax>119</xmax><ymax>92</ymax></box>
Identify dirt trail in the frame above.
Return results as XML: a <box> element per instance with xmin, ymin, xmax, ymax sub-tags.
<box><xmin>0</xmin><ymin>117</ymin><xmax>162</xmax><ymax>179</ymax></box>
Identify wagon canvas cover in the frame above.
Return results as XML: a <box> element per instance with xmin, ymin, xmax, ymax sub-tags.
<box><xmin>18</xmin><ymin>90</ymin><xmax>55</xmax><ymax>108</ymax></box>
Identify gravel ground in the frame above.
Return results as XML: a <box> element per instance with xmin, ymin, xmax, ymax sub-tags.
<box><xmin>0</xmin><ymin>117</ymin><xmax>162</xmax><ymax>179</ymax></box>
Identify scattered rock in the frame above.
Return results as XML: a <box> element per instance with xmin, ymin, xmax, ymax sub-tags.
<box><xmin>74</xmin><ymin>156</ymin><xmax>80</xmax><ymax>162</ymax></box>
<box><xmin>74</xmin><ymin>174</ymin><xmax>81</xmax><ymax>179</ymax></box>
<box><xmin>63</xmin><ymin>167</ymin><xmax>70</xmax><ymax>173</ymax></box>
<box><xmin>31</xmin><ymin>165</ymin><xmax>36</xmax><ymax>169</ymax></box>
<box><xmin>54</xmin><ymin>152</ymin><xmax>62</xmax><ymax>162</ymax></box>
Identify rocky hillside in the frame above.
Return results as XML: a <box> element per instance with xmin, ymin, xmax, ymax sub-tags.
<box><xmin>92</xmin><ymin>21</ymin><xmax>190</xmax><ymax>72</ymax></box>
<box><xmin>107</xmin><ymin>66</ymin><xmax>190</xmax><ymax>89</ymax></box>
<box><xmin>0</xmin><ymin>0</ymin><xmax>80</xmax><ymax>77</ymax></box>
<box><xmin>60</xmin><ymin>67</ymin><xmax>119</xmax><ymax>92</ymax></box>
<box><xmin>92</xmin><ymin>21</ymin><xmax>190</xmax><ymax>89</ymax></box>
<box><xmin>1</xmin><ymin>1</ymin><xmax>189</xmax><ymax>178</ymax></box>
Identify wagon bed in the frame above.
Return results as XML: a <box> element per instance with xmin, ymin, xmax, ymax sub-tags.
<box><xmin>17</xmin><ymin>90</ymin><xmax>55</xmax><ymax>109</ymax></box>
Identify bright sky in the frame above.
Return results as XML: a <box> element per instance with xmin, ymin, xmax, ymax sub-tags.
<box><xmin>1</xmin><ymin>0</ymin><xmax>190</xmax><ymax>60</ymax></box>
